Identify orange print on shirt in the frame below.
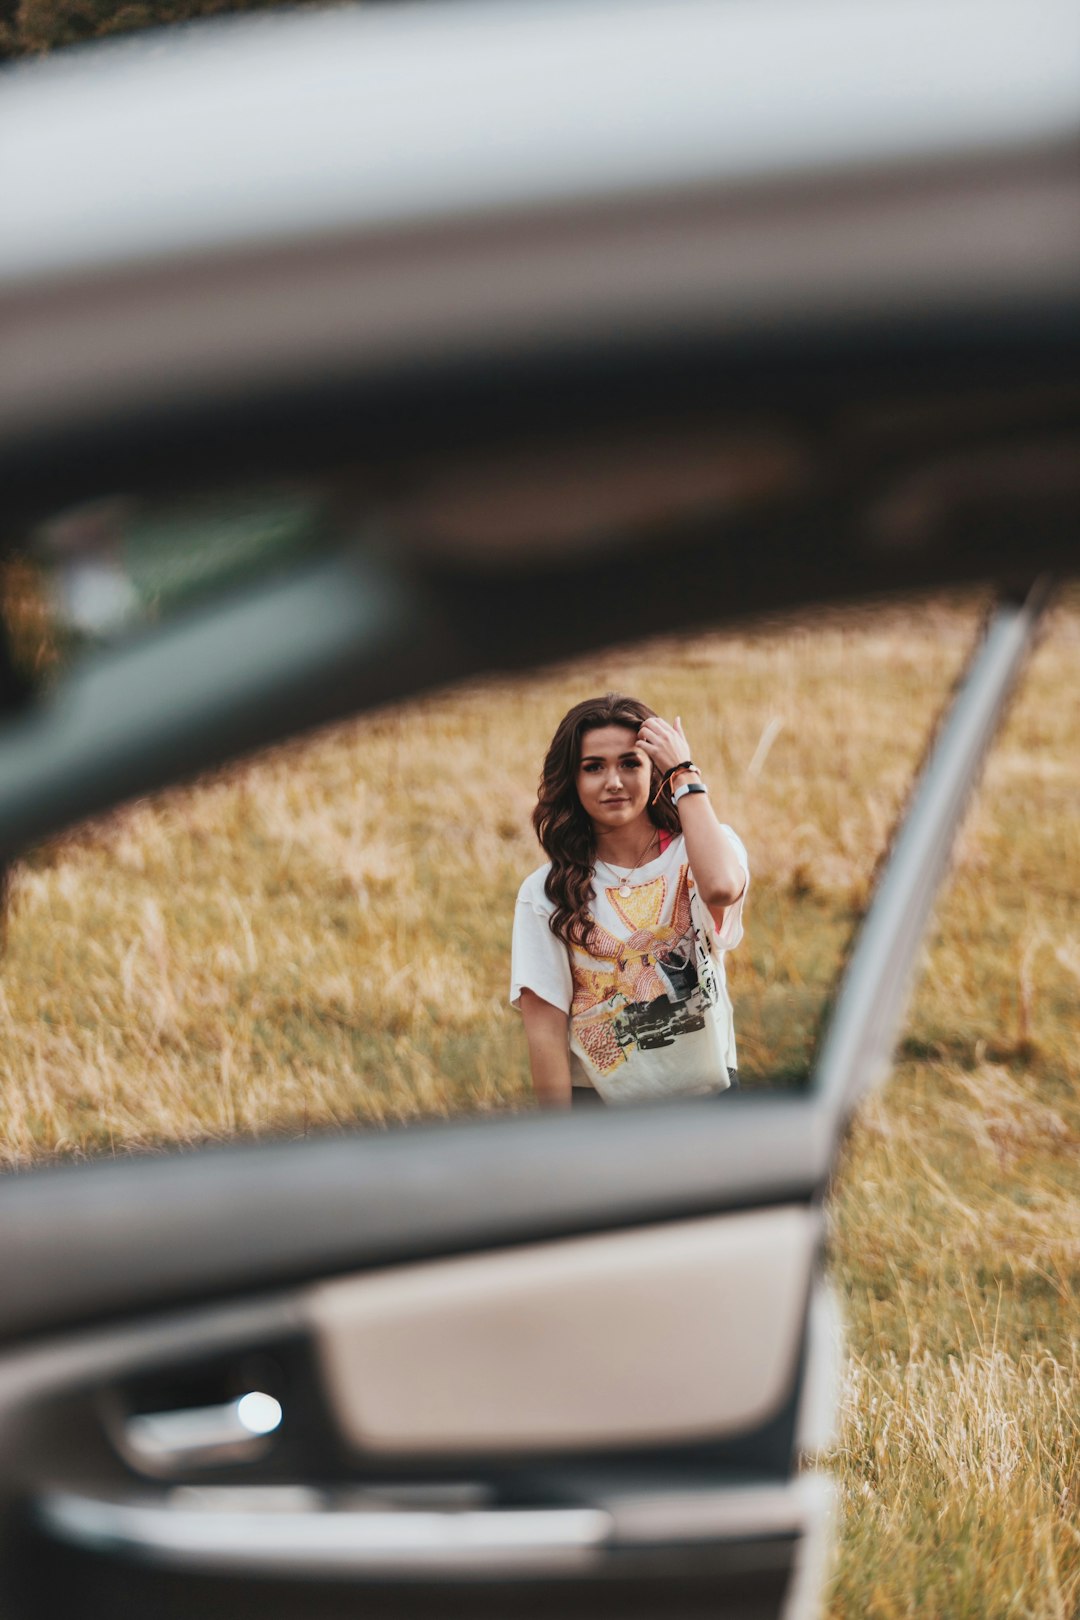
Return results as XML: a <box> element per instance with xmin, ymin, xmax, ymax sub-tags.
<box><xmin>575</xmin><ymin>1015</ymin><xmax>626</xmax><ymax>1075</ymax></box>
<box><xmin>570</xmin><ymin>864</ymin><xmax>696</xmax><ymax>1018</ymax></box>
<box><xmin>606</xmin><ymin>875</ymin><xmax>666</xmax><ymax>933</ymax></box>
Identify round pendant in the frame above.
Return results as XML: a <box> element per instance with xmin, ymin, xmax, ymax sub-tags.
<box><xmin>619</xmin><ymin>883</ymin><xmax>632</xmax><ymax>898</ymax></box>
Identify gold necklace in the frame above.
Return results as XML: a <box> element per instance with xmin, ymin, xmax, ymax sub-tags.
<box><xmin>599</xmin><ymin>827</ymin><xmax>659</xmax><ymax>899</ymax></box>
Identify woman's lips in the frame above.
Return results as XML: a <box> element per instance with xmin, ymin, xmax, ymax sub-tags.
<box><xmin>601</xmin><ymin>797</ymin><xmax>629</xmax><ymax>805</ymax></box>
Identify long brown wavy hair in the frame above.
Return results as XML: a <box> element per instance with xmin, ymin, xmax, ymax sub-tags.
<box><xmin>533</xmin><ymin>694</ymin><xmax>680</xmax><ymax>947</ymax></box>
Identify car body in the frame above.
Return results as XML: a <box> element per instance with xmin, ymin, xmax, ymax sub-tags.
<box><xmin>0</xmin><ymin>1</ymin><xmax>1077</xmax><ymax>1615</ymax></box>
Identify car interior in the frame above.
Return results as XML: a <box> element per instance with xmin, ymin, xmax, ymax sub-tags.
<box><xmin>0</xmin><ymin>0</ymin><xmax>1077</xmax><ymax>1615</ymax></box>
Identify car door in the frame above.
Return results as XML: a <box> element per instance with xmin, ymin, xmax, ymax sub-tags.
<box><xmin>0</xmin><ymin>590</ymin><xmax>1051</xmax><ymax>1620</ymax></box>
<box><xmin>0</xmin><ymin>2</ymin><xmax>1076</xmax><ymax>1617</ymax></box>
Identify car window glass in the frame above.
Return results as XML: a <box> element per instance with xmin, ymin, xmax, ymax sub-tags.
<box><xmin>0</xmin><ymin>504</ymin><xmax>986</xmax><ymax>1162</ymax></box>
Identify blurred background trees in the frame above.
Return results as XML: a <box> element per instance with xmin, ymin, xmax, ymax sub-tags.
<box><xmin>1</xmin><ymin>0</ymin><xmax>325</xmax><ymax>60</ymax></box>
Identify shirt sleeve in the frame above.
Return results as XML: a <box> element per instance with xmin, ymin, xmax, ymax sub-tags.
<box><xmin>510</xmin><ymin>892</ymin><xmax>573</xmax><ymax>1013</ymax></box>
<box><xmin>712</xmin><ymin>824</ymin><xmax>750</xmax><ymax>952</ymax></box>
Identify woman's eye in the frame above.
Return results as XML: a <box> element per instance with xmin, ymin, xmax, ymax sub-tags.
<box><xmin>582</xmin><ymin>762</ymin><xmax>602</xmax><ymax>773</ymax></box>
<box><xmin>623</xmin><ymin>758</ymin><xmax>644</xmax><ymax>770</ymax></box>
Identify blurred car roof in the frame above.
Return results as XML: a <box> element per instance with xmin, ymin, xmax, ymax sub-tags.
<box><xmin>2</xmin><ymin>0</ymin><xmax>1079</xmax><ymax>458</ymax></box>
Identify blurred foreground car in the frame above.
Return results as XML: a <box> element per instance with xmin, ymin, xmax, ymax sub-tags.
<box><xmin>0</xmin><ymin>0</ymin><xmax>1078</xmax><ymax>1615</ymax></box>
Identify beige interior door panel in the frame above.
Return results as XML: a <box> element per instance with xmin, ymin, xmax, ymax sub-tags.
<box><xmin>309</xmin><ymin>1207</ymin><xmax>818</xmax><ymax>1455</ymax></box>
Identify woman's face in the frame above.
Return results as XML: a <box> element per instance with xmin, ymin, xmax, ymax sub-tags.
<box><xmin>576</xmin><ymin>724</ymin><xmax>651</xmax><ymax>833</ymax></box>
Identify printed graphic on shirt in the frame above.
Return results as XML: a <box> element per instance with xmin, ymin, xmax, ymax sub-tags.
<box><xmin>569</xmin><ymin>863</ymin><xmax>719</xmax><ymax>1077</ymax></box>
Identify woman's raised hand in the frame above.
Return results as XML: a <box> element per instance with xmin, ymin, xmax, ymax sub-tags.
<box><xmin>635</xmin><ymin>714</ymin><xmax>692</xmax><ymax>778</ymax></box>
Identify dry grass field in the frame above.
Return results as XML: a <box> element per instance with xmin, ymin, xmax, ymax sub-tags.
<box><xmin>825</xmin><ymin>592</ymin><xmax>1080</xmax><ymax>1619</ymax></box>
<box><xmin>0</xmin><ymin>587</ymin><xmax>1077</xmax><ymax>1617</ymax></box>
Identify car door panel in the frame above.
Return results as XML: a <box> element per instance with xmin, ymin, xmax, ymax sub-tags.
<box><xmin>0</xmin><ymin>1189</ymin><xmax>830</xmax><ymax>1620</ymax></box>
<box><xmin>0</xmin><ymin>1</ymin><xmax>1076</xmax><ymax>1615</ymax></box>
<box><xmin>309</xmin><ymin>1208</ymin><xmax>818</xmax><ymax>1455</ymax></box>
<box><xmin>16</xmin><ymin>1528</ymin><xmax>818</xmax><ymax>1620</ymax></box>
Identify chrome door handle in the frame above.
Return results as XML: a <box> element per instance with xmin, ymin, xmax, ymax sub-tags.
<box><xmin>120</xmin><ymin>1391</ymin><xmax>283</xmax><ymax>1472</ymax></box>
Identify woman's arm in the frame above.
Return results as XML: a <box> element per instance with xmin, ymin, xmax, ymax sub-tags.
<box><xmin>636</xmin><ymin>714</ymin><xmax>746</xmax><ymax>927</ymax></box>
<box><xmin>519</xmin><ymin>989</ymin><xmax>573</xmax><ymax>1108</ymax></box>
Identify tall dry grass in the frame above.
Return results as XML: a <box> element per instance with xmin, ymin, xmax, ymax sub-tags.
<box><xmin>0</xmin><ymin>586</ymin><xmax>1077</xmax><ymax>1616</ymax></box>
<box><xmin>0</xmin><ymin>591</ymin><xmax>983</xmax><ymax>1155</ymax></box>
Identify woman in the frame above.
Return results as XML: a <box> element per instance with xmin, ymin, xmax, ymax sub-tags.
<box><xmin>511</xmin><ymin>694</ymin><xmax>748</xmax><ymax>1107</ymax></box>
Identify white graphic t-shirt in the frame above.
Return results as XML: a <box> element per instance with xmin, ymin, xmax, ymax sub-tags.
<box><xmin>511</xmin><ymin>828</ymin><xmax>748</xmax><ymax>1102</ymax></box>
